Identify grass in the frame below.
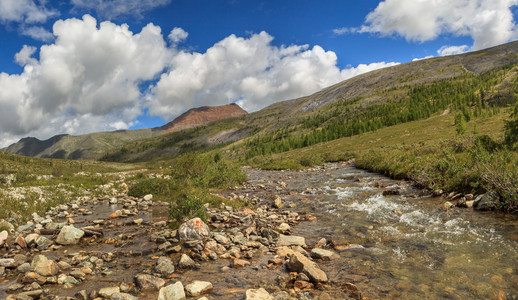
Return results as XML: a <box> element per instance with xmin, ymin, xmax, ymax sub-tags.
<box><xmin>127</xmin><ymin>152</ymin><xmax>247</xmax><ymax>228</ymax></box>
<box><xmin>0</xmin><ymin>151</ymin><xmax>141</xmax><ymax>225</ymax></box>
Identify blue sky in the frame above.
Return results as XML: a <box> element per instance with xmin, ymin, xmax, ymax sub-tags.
<box><xmin>0</xmin><ymin>0</ymin><xmax>517</xmax><ymax>146</ymax></box>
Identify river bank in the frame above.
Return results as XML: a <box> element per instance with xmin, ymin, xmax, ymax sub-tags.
<box><xmin>1</xmin><ymin>162</ymin><xmax>517</xmax><ymax>299</ymax></box>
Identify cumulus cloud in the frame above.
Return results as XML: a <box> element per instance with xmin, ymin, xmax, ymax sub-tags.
<box><xmin>359</xmin><ymin>0</ymin><xmax>518</xmax><ymax>50</ymax></box>
<box><xmin>0</xmin><ymin>15</ymin><xmax>398</xmax><ymax>147</ymax></box>
<box><xmin>0</xmin><ymin>0</ymin><xmax>57</xmax><ymax>24</ymax></box>
<box><xmin>150</xmin><ymin>31</ymin><xmax>398</xmax><ymax>117</ymax></box>
<box><xmin>71</xmin><ymin>0</ymin><xmax>172</xmax><ymax>20</ymax></box>
<box><xmin>0</xmin><ymin>0</ymin><xmax>57</xmax><ymax>41</ymax></box>
<box><xmin>0</xmin><ymin>14</ymin><xmax>170</xmax><ymax>146</ymax></box>
<box><xmin>437</xmin><ymin>45</ymin><xmax>470</xmax><ymax>56</ymax></box>
<box><xmin>333</xmin><ymin>27</ymin><xmax>354</xmax><ymax>35</ymax></box>
<box><xmin>168</xmin><ymin>27</ymin><xmax>188</xmax><ymax>43</ymax></box>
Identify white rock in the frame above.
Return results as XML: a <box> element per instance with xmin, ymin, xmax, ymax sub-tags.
<box><xmin>158</xmin><ymin>282</ymin><xmax>186</xmax><ymax>300</ymax></box>
<box><xmin>185</xmin><ymin>281</ymin><xmax>213</xmax><ymax>297</ymax></box>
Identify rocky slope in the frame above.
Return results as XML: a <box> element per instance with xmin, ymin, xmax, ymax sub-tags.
<box><xmin>159</xmin><ymin>103</ymin><xmax>247</xmax><ymax>133</ymax></box>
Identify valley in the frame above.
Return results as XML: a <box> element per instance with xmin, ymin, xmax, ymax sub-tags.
<box><xmin>1</xmin><ymin>41</ymin><xmax>518</xmax><ymax>299</ymax></box>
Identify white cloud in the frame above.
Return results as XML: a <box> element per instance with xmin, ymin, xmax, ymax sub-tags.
<box><xmin>21</xmin><ymin>25</ymin><xmax>53</xmax><ymax>41</ymax></box>
<box><xmin>0</xmin><ymin>0</ymin><xmax>57</xmax><ymax>24</ymax></box>
<box><xmin>168</xmin><ymin>27</ymin><xmax>188</xmax><ymax>43</ymax></box>
<box><xmin>333</xmin><ymin>27</ymin><xmax>355</xmax><ymax>35</ymax></box>
<box><xmin>150</xmin><ymin>31</ymin><xmax>398</xmax><ymax>117</ymax></box>
<box><xmin>0</xmin><ymin>15</ymin><xmax>398</xmax><ymax>148</ymax></box>
<box><xmin>359</xmin><ymin>0</ymin><xmax>518</xmax><ymax>50</ymax></box>
<box><xmin>412</xmin><ymin>55</ymin><xmax>435</xmax><ymax>62</ymax></box>
<box><xmin>437</xmin><ymin>45</ymin><xmax>469</xmax><ymax>56</ymax></box>
<box><xmin>0</xmin><ymin>14</ymin><xmax>171</xmax><ymax>147</ymax></box>
<box><xmin>71</xmin><ymin>0</ymin><xmax>172</xmax><ymax>20</ymax></box>
<box><xmin>15</xmin><ymin>45</ymin><xmax>38</xmax><ymax>66</ymax></box>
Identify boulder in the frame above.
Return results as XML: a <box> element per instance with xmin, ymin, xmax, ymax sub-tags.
<box><xmin>285</xmin><ymin>252</ymin><xmax>327</xmax><ymax>283</ymax></box>
<box><xmin>178</xmin><ymin>218</ymin><xmax>210</xmax><ymax>242</ymax></box>
<box><xmin>278</xmin><ymin>235</ymin><xmax>307</xmax><ymax>248</ymax></box>
<box><xmin>111</xmin><ymin>292</ymin><xmax>138</xmax><ymax>300</ymax></box>
<box><xmin>310</xmin><ymin>248</ymin><xmax>338</xmax><ymax>260</ymax></box>
<box><xmin>98</xmin><ymin>286</ymin><xmax>120</xmax><ymax>298</ymax></box>
<box><xmin>135</xmin><ymin>274</ymin><xmax>165</xmax><ymax>290</ymax></box>
<box><xmin>30</xmin><ymin>255</ymin><xmax>58</xmax><ymax>276</ymax></box>
<box><xmin>56</xmin><ymin>226</ymin><xmax>84</xmax><ymax>245</ymax></box>
<box><xmin>158</xmin><ymin>282</ymin><xmax>186</xmax><ymax>300</ymax></box>
<box><xmin>185</xmin><ymin>281</ymin><xmax>213</xmax><ymax>297</ymax></box>
<box><xmin>474</xmin><ymin>192</ymin><xmax>499</xmax><ymax>211</ymax></box>
<box><xmin>178</xmin><ymin>254</ymin><xmax>195</xmax><ymax>269</ymax></box>
<box><xmin>155</xmin><ymin>257</ymin><xmax>175</xmax><ymax>276</ymax></box>
<box><xmin>245</xmin><ymin>288</ymin><xmax>273</xmax><ymax>300</ymax></box>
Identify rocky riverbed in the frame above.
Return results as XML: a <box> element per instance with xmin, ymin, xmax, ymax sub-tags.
<box><xmin>1</xmin><ymin>162</ymin><xmax>517</xmax><ymax>299</ymax></box>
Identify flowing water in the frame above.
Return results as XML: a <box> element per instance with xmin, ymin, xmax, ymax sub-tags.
<box><xmin>247</xmin><ymin>163</ymin><xmax>518</xmax><ymax>299</ymax></box>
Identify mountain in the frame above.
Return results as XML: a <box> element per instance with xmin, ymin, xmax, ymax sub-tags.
<box><xmin>99</xmin><ymin>40</ymin><xmax>518</xmax><ymax>162</ymax></box>
<box><xmin>159</xmin><ymin>103</ymin><xmax>247</xmax><ymax>132</ymax></box>
<box><xmin>2</xmin><ymin>103</ymin><xmax>248</xmax><ymax>160</ymax></box>
<box><xmin>4</xmin><ymin>41</ymin><xmax>518</xmax><ymax>162</ymax></box>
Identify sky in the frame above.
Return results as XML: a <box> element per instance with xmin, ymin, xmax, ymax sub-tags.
<box><xmin>0</xmin><ymin>0</ymin><xmax>517</xmax><ymax>147</ymax></box>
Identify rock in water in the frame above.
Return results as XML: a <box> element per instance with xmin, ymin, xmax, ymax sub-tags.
<box><xmin>56</xmin><ymin>226</ymin><xmax>84</xmax><ymax>245</ymax></box>
<box><xmin>98</xmin><ymin>287</ymin><xmax>120</xmax><ymax>298</ymax></box>
<box><xmin>135</xmin><ymin>274</ymin><xmax>165</xmax><ymax>290</ymax></box>
<box><xmin>473</xmin><ymin>191</ymin><xmax>499</xmax><ymax>211</ymax></box>
<box><xmin>310</xmin><ymin>248</ymin><xmax>338</xmax><ymax>260</ymax></box>
<box><xmin>111</xmin><ymin>292</ymin><xmax>138</xmax><ymax>300</ymax></box>
<box><xmin>185</xmin><ymin>281</ymin><xmax>213</xmax><ymax>297</ymax></box>
<box><xmin>245</xmin><ymin>288</ymin><xmax>273</xmax><ymax>300</ymax></box>
<box><xmin>285</xmin><ymin>252</ymin><xmax>328</xmax><ymax>283</ymax></box>
<box><xmin>155</xmin><ymin>257</ymin><xmax>175</xmax><ymax>276</ymax></box>
<box><xmin>178</xmin><ymin>218</ymin><xmax>210</xmax><ymax>242</ymax></box>
<box><xmin>158</xmin><ymin>282</ymin><xmax>186</xmax><ymax>300</ymax></box>
<box><xmin>278</xmin><ymin>235</ymin><xmax>307</xmax><ymax>248</ymax></box>
<box><xmin>178</xmin><ymin>254</ymin><xmax>195</xmax><ymax>269</ymax></box>
<box><xmin>30</xmin><ymin>255</ymin><xmax>58</xmax><ymax>276</ymax></box>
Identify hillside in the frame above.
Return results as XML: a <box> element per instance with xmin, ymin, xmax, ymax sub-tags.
<box><xmin>2</xmin><ymin>104</ymin><xmax>248</xmax><ymax>160</ymax></box>
<box><xmin>159</xmin><ymin>103</ymin><xmax>247</xmax><ymax>132</ymax></box>
<box><xmin>99</xmin><ymin>41</ymin><xmax>518</xmax><ymax>163</ymax></box>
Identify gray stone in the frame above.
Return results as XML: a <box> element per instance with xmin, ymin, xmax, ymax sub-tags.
<box><xmin>17</xmin><ymin>223</ymin><xmax>34</xmax><ymax>232</ymax></box>
<box><xmin>178</xmin><ymin>254</ymin><xmax>195</xmax><ymax>269</ymax></box>
<box><xmin>185</xmin><ymin>280</ymin><xmax>213</xmax><ymax>297</ymax></box>
<box><xmin>285</xmin><ymin>252</ymin><xmax>327</xmax><ymax>283</ymax></box>
<box><xmin>135</xmin><ymin>274</ymin><xmax>165</xmax><ymax>290</ymax></box>
<box><xmin>31</xmin><ymin>255</ymin><xmax>58</xmax><ymax>276</ymax></box>
<box><xmin>24</xmin><ymin>233</ymin><xmax>39</xmax><ymax>246</ymax></box>
<box><xmin>310</xmin><ymin>248</ymin><xmax>338</xmax><ymax>260</ymax></box>
<box><xmin>213</xmin><ymin>234</ymin><xmax>230</xmax><ymax>245</ymax></box>
<box><xmin>278</xmin><ymin>235</ymin><xmax>307</xmax><ymax>248</ymax></box>
<box><xmin>474</xmin><ymin>191</ymin><xmax>499</xmax><ymax>211</ymax></box>
<box><xmin>178</xmin><ymin>218</ymin><xmax>210</xmax><ymax>242</ymax></box>
<box><xmin>16</xmin><ymin>262</ymin><xmax>31</xmax><ymax>273</ymax></box>
<box><xmin>99</xmin><ymin>286</ymin><xmax>120</xmax><ymax>298</ymax></box>
<box><xmin>36</xmin><ymin>236</ymin><xmax>53</xmax><ymax>250</ymax></box>
<box><xmin>245</xmin><ymin>288</ymin><xmax>273</xmax><ymax>300</ymax></box>
<box><xmin>155</xmin><ymin>257</ymin><xmax>175</xmax><ymax>276</ymax></box>
<box><xmin>111</xmin><ymin>292</ymin><xmax>138</xmax><ymax>300</ymax></box>
<box><xmin>56</xmin><ymin>225</ymin><xmax>84</xmax><ymax>245</ymax></box>
<box><xmin>158</xmin><ymin>282</ymin><xmax>186</xmax><ymax>300</ymax></box>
